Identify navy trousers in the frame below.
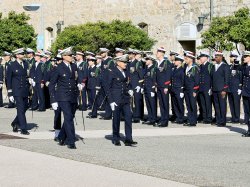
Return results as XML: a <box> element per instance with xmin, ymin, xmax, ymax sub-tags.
<box><xmin>112</xmin><ymin>103</ymin><xmax>132</xmax><ymax>141</ymax></box>
<box><xmin>172</xmin><ymin>91</ymin><xmax>184</xmax><ymax>123</ymax></box>
<box><xmin>132</xmin><ymin>91</ymin><xmax>143</xmax><ymax>120</ymax></box>
<box><xmin>58</xmin><ymin>101</ymin><xmax>77</xmax><ymax>145</ymax></box>
<box><xmin>144</xmin><ymin>92</ymin><xmax>157</xmax><ymax>122</ymax></box>
<box><xmin>54</xmin><ymin>106</ymin><xmax>62</xmax><ymax>130</ymax></box>
<box><xmin>228</xmin><ymin>92</ymin><xmax>241</xmax><ymax>122</ymax></box>
<box><xmin>213</xmin><ymin>91</ymin><xmax>227</xmax><ymax>124</ymax></box>
<box><xmin>157</xmin><ymin>88</ymin><xmax>169</xmax><ymax>124</ymax></box>
<box><xmin>199</xmin><ymin>91</ymin><xmax>212</xmax><ymax>122</ymax></box>
<box><xmin>13</xmin><ymin>96</ymin><xmax>29</xmax><ymax>130</ymax></box>
<box><xmin>243</xmin><ymin>96</ymin><xmax>250</xmax><ymax>127</ymax></box>
<box><xmin>184</xmin><ymin>91</ymin><xmax>197</xmax><ymax>124</ymax></box>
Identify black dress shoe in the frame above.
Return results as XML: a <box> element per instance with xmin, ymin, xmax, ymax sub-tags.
<box><xmin>203</xmin><ymin>121</ymin><xmax>212</xmax><ymax>124</ymax></box>
<box><xmin>124</xmin><ymin>140</ymin><xmax>137</xmax><ymax>146</ymax></box>
<box><xmin>37</xmin><ymin>109</ymin><xmax>46</xmax><ymax>112</ymax></box>
<box><xmin>58</xmin><ymin>140</ymin><xmax>65</xmax><ymax>146</ymax></box>
<box><xmin>29</xmin><ymin>107</ymin><xmax>38</xmax><ymax>111</ymax></box>
<box><xmin>20</xmin><ymin>130</ymin><xmax>30</xmax><ymax>135</ymax></box>
<box><xmin>154</xmin><ymin>123</ymin><xmax>168</xmax><ymax>127</ymax></box>
<box><xmin>217</xmin><ymin>123</ymin><xmax>226</xmax><ymax>127</ymax></box>
<box><xmin>113</xmin><ymin>140</ymin><xmax>121</xmax><ymax>146</ymax></box>
<box><xmin>54</xmin><ymin>137</ymin><xmax>60</xmax><ymax>142</ymax></box>
<box><xmin>242</xmin><ymin>131</ymin><xmax>250</xmax><ymax>137</ymax></box>
<box><xmin>5</xmin><ymin>105</ymin><xmax>15</xmax><ymax>109</ymax></box>
<box><xmin>67</xmin><ymin>144</ymin><xmax>77</xmax><ymax>149</ymax></box>
<box><xmin>142</xmin><ymin>121</ymin><xmax>150</xmax><ymax>124</ymax></box>
<box><xmin>232</xmin><ymin>120</ymin><xmax>240</xmax><ymax>124</ymax></box>
<box><xmin>188</xmin><ymin>123</ymin><xmax>197</xmax><ymax>127</ymax></box>
<box><xmin>11</xmin><ymin>122</ymin><xmax>18</xmax><ymax>132</ymax></box>
<box><xmin>183</xmin><ymin>123</ymin><xmax>190</xmax><ymax>126</ymax></box>
<box><xmin>132</xmin><ymin>119</ymin><xmax>140</xmax><ymax>123</ymax></box>
<box><xmin>175</xmin><ymin>121</ymin><xmax>184</xmax><ymax>124</ymax></box>
<box><xmin>99</xmin><ymin>116</ymin><xmax>112</xmax><ymax>120</ymax></box>
<box><xmin>86</xmin><ymin>115</ymin><xmax>97</xmax><ymax>119</ymax></box>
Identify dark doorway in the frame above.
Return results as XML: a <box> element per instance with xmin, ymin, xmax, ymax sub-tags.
<box><xmin>178</xmin><ymin>40</ymin><xmax>196</xmax><ymax>53</ymax></box>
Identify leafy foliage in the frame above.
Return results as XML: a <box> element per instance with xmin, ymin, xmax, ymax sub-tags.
<box><xmin>51</xmin><ymin>20</ymin><xmax>156</xmax><ymax>54</ymax></box>
<box><xmin>0</xmin><ymin>11</ymin><xmax>36</xmax><ymax>54</ymax></box>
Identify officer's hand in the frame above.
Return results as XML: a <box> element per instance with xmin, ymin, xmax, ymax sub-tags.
<box><xmin>237</xmin><ymin>89</ymin><xmax>242</xmax><ymax>95</ymax></box>
<box><xmin>110</xmin><ymin>102</ymin><xmax>118</xmax><ymax>111</ymax></box>
<box><xmin>193</xmin><ymin>92</ymin><xmax>196</xmax><ymax>97</ymax></box>
<box><xmin>32</xmin><ymin>81</ymin><xmax>36</xmax><ymax>87</ymax></box>
<box><xmin>77</xmin><ymin>84</ymin><xmax>83</xmax><ymax>91</ymax></box>
<box><xmin>81</xmin><ymin>83</ymin><xmax>86</xmax><ymax>88</ymax></box>
<box><xmin>221</xmin><ymin>91</ymin><xmax>227</xmax><ymax>98</ymax></box>
<box><xmin>208</xmin><ymin>89</ymin><xmax>212</xmax><ymax>96</ymax></box>
<box><xmin>0</xmin><ymin>84</ymin><xmax>2</xmax><ymax>89</ymax></box>
<box><xmin>164</xmin><ymin>88</ymin><xmax>168</xmax><ymax>94</ymax></box>
<box><xmin>45</xmin><ymin>82</ymin><xmax>50</xmax><ymax>87</ymax></box>
<box><xmin>180</xmin><ymin>93</ymin><xmax>184</xmax><ymax>98</ymax></box>
<box><xmin>41</xmin><ymin>83</ymin><xmax>44</xmax><ymax>88</ymax></box>
<box><xmin>28</xmin><ymin>78</ymin><xmax>33</xmax><ymax>85</ymax></box>
<box><xmin>141</xmin><ymin>88</ymin><xmax>144</xmax><ymax>94</ymax></box>
<box><xmin>135</xmin><ymin>86</ymin><xmax>141</xmax><ymax>93</ymax></box>
<box><xmin>51</xmin><ymin>102</ymin><xmax>58</xmax><ymax>110</ymax></box>
<box><xmin>150</xmin><ymin>92</ymin><xmax>155</xmax><ymax>97</ymax></box>
<box><xmin>128</xmin><ymin>90</ymin><xmax>134</xmax><ymax>97</ymax></box>
<box><xmin>9</xmin><ymin>96</ymin><xmax>14</xmax><ymax>103</ymax></box>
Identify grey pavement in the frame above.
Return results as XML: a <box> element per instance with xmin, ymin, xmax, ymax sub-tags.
<box><xmin>0</xmin><ymin>106</ymin><xmax>250</xmax><ymax>186</ymax></box>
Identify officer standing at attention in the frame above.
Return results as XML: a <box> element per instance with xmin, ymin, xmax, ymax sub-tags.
<box><xmin>171</xmin><ymin>55</ymin><xmax>185</xmax><ymax>124</ymax></box>
<box><xmin>228</xmin><ymin>52</ymin><xmax>242</xmax><ymax>124</ymax></box>
<box><xmin>76</xmin><ymin>51</ymin><xmax>88</xmax><ymax>111</ymax></box>
<box><xmin>154</xmin><ymin>47</ymin><xmax>173</xmax><ymax>127</ymax></box>
<box><xmin>127</xmin><ymin>48</ymin><xmax>144</xmax><ymax>123</ymax></box>
<box><xmin>7</xmin><ymin>48</ymin><xmax>30</xmax><ymax>135</ymax></box>
<box><xmin>26</xmin><ymin>48</ymin><xmax>35</xmax><ymax>70</ymax></box>
<box><xmin>142</xmin><ymin>55</ymin><xmax>157</xmax><ymax>125</ymax></box>
<box><xmin>198</xmin><ymin>52</ymin><xmax>213</xmax><ymax>124</ymax></box>
<box><xmin>3</xmin><ymin>51</ymin><xmax>15</xmax><ymax>108</ymax></box>
<box><xmin>183</xmin><ymin>51</ymin><xmax>200</xmax><ymax>127</ymax></box>
<box><xmin>242</xmin><ymin>51</ymin><xmax>250</xmax><ymax>136</ymax></box>
<box><xmin>211</xmin><ymin>51</ymin><xmax>230</xmax><ymax>127</ymax></box>
<box><xmin>104</xmin><ymin>54</ymin><xmax>137</xmax><ymax>146</ymax></box>
<box><xmin>49</xmin><ymin>47</ymin><xmax>78</xmax><ymax>149</ymax></box>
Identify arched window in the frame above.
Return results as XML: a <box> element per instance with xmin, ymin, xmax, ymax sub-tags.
<box><xmin>138</xmin><ymin>22</ymin><xmax>148</xmax><ymax>34</ymax></box>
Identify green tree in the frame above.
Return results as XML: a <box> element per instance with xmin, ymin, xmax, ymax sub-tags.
<box><xmin>199</xmin><ymin>8</ymin><xmax>250</xmax><ymax>52</ymax></box>
<box><xmin>51</xmin><ymin>20</ymin><xmax>156</xmax><ymax>54</ymax></box>
<box><xmin>0</xmin><ymin>11</ymin><xmax>36</xmax><ymax>54</ymax></box>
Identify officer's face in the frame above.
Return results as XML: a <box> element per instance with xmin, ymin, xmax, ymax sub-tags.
<box><xmin>135</xmin><ymin>54</ymin><xmax>141</xmax><ymax>60</ymax></box>
<box><xmin>115</xmin><ymin>52</ymin><xmax>124</xmax><ymax>57</ymax></box>
<box><xmin>128</xmin><ymin>53</ymin><xmax>135</xmax><ymax>60</ymax></box>
<box><xmin>215</xmin><ymin>55</ymin><xmax>223</xmax><ymax>63</ymax></box>
<box><xmin>88</xmin><ymin>60</ymin><xmax>94</xmax><ymax>66</ymax></box>
<box><xmin>146</xmin><ymin>59</ymin><xmax>153</xmax><ymax>66</ymax></box>
<box><xmin>156</xmin><ymin>51</ymin><xmax>164</xmax><ymax>59</ymax></box>
<box><xmin>3</xmin><ymin>56</ymin><xmax>10</xmax><ymax>61</ymax></box>
<box><xmin>27</xmin><ymin>53</ymin><xmax>33</xmax><ymax>58</ymax></box>
<box><xmin>117</xmin><ymin>61</ymin><xmax>127</xmax><ymax>70</ymax></box>
<box><xmin>174</xmin><ymin>60</ymin><xmax>181</xmax><ymax>67</ymax></box>
<box><xmin>169</xmin><ymin>55</ymin><xmax>175</xmax><ymax>61</ymax></box>
<box><xmin>184</xmin><ymin>56</ymin><xmax>192</xmax><ymax>64</ymax></box>
<box><xmin>63</xmin><ymin>55</ymin><xmax>73</xmax><ymax>63</ymax></box>
<box><xmin>96</xmin><ymin>58</ymin><xmax>102</xmax><ymax>64</ymax></box>
<box><xmin>35</xmin><ymin>55</ymin><xmax>41</xmax><ymax>62</ymax></box>
<box><xmin>76</xmin><ymin>54</ymin><xmax>83</xmax><ymax>61</ymax></box>
<box><xmin>100</xmin><ymin>52</ymin><xmax>107</xmax><ymax>58</ymax></box>
<box><xmin>244</xmin><ymin>56</ymin><xmax>250</xmax><ymax>63</ymax></box>
<box><xmin>16</xmin><ymin>53</ymin><xmax>24</xmax><ymax>60</ymax></box>
<box><xmin>199</xmin><ymin>56</ymin><xmax>208</xmax><ymax>64</ymax></box>
<box><xmin>230</xmin><ymin>57</ymin><xmax>236</xmax><ymax>63</ymax></box>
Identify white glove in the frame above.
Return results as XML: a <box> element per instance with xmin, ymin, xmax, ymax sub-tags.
<box><xmin>0</xmin><ymin>84</ymin><xmax>2</xmax><ymax>89</ymax></box>
<box><xmin>28</xmin><ymin>78</ymin><xmax>33</xmax><ymax>84</ymax></box>
<box><xmin>141</xmin><ymin>88</ymin><xmax>144</xmax><ymax>94</ymax></box>
<box><xmin>77</xmin><ymin>84</ymin><xmax>83</xmax><ymax>91</ymax></box>
<box><xmin>9</xmin><ymin>96</ymin><xmax>14</xmax><ymax>103</ymax></box>
<box><xmin>208</xmin><ymin>89</ymin><xmax>212</xmax><ymax>96</ymax></box>
<box><xmin>52</xmin><ymin>102</ymin><xmax>58</xmax><ymax>110</ymax></box>
<box><xmin>237</xmin><ymin>89</ymin><xmax>242</xmax><ymax>95</ymax></box>
<box><xmin>164</xmin><ymin>88</ymin><xmax>168</xmax><ymax>94</ymax></box>
<box><xmin>135</xmin><ymin>86</ymin><xmax>141</xmax><ymax>93</ymax></box>
<box><xmin>110</xmin><ymin>102</ymin><xmax>118</xmax><ymax>111</ymax></box>
<box><xmin>128</xmin><ymin>90</ymin><xmax>134</xmax><ymax>97</ymax></box>
<box><xmin>150</xmin><ymin>92</ymin><xmax>155</xmax><ymax>97</ymax></box>
<box><xmin>180</xmin><ymin>93</ymin><xmax>184</xmax><ymax>98</ymax></box>
<box><xmin>45</xmin><ymin>82</ymin><xmax>50</xmax><ymax>87</ymax></box>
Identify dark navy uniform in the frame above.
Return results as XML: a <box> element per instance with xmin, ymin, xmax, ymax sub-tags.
<box><xmin>4</xmin><ymin>59</ymin><xmax>15</xmax><ymax>108</ymax></box>
<box><xmin>242</xmin><ymin>65</ymin><xmax>250</xmax><ymax>128</ymax></box>
<box><xmin>211</xmin><ymin>63</ymin><xmax>230</xmax><ymax>125</ymax></box>
<box><xmin>128</xmin><ymin>59</ymin><xmax>144</xmax><ymax>122</ymax></box>
<box><xmin>30</xmin><ymin>62</ymin><xmax>46</xmax><ymax>111</ymax></box>
<box><xmin>171</xmin><ymin>66</ymin><xmax>185</xmax><ymax>123</ymax></box>
<box><xmin>7</xmin><ymin>60</ymin><xmax>30</xmax><ymax>131</ymax></box>
<box><xmin>155</xmin><ymin>59</ymin><xmax>173</xmax><ymax>126</ymax></box>
<box><xmin>99</xmin><ymin>57</ymin><xmax>114</xmax><ymax>119</ymax></box>
<box><xmin>77</xmin><ymin>61</ymin><xmax>88</xmax><ymax>111</ymax></box>
<box><xmin>228</xmin><ymin>63</ymin><xmax>242</xmax><ymax>123</ymax></box>
<box><xmin>199</xmin><ymin>62</ymin><xmax>213</xmax><ymax>123</ymax></box>
<box><xmin>184</xmin><ymin>65</ymin><xmax>200</xmax><ymax>125</ymax></box>
<box><xmin>87</xmin><ymin>65</ymin><xmax>99</xmax><ymax>108</ymax></box>
<box><xmin>104</xmin><ymin>66</ymin><xmax>133</xmax><ymax>143</ymax></box>
<box><xmin>0</xmin><ymin>63</ymin><xmax>3</xmax><ymax>106</ymax></box>
<box><xmin>143</xmin><ymin>64</ymin><xmax>157</xmax><ymax>124</ymax></box>
<box><xmin>44</xmin><ymin>59</ymin><xmax>52</xmax><ymax>108</ymax></box>
<box><xmin>49</xmin><ymin>62</ymin><xmax>78</xmax><ymax>145</ymax></box>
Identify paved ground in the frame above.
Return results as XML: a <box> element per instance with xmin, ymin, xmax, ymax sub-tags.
<box><xmin>0</xmin><ymin>105</ymin><xmax>250</xmax><ymax>187</ymax></box>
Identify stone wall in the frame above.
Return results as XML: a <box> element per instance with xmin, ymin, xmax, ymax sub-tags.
<box><xmin>0</xmin><ymin>0</ymin><xmax>249</xmax><ymax>53</ymax></box>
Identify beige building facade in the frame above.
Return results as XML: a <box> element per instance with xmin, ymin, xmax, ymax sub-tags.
<box><xmin>0</xmin><ymin>0</ymin><xmax>249</xmax><ymax>53</ymax></box>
